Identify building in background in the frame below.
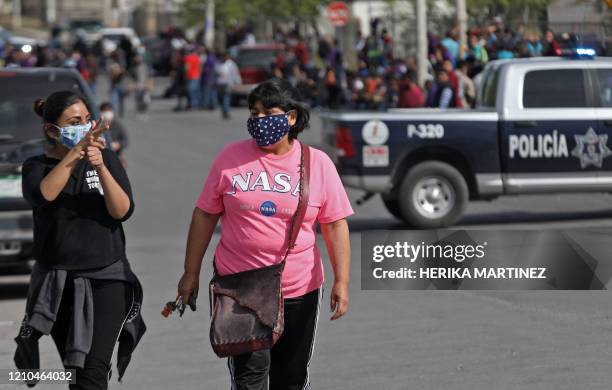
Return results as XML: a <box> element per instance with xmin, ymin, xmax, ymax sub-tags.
<box><xmin>16</xmin><ymin>0</ymin><xmax>181</xmax><ymax>37</ymax></box>
<box><xmin>547</xmin><ymin>0</ymin><xmax>610</xmax><ymax>52</ymax></box>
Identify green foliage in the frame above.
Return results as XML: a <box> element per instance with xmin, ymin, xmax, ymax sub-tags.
<box><xmin>467</xmin><ymin>0</ymin><xmax>554</xmax><ymax>7</ymax></box>
<box><xmin>465</xmin><ymin>0</ymin><xmax>555</xmax><ymax>26</ymax></box>
<box><xmin>181</xmin><ymin>0</ymin><xmax>331</xmax><ymax>28</ymax></box>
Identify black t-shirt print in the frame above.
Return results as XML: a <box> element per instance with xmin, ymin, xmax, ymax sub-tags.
<box><xmin>21</xmin><ymin>149</ymin><xmax>134</xmax><ymax>270</ymax></box>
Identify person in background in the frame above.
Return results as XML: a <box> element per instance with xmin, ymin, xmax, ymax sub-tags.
<box><xmin>199</xmin><ymin>47</ymin><xmax>218</xmax><ymax>110</ymax></box>
<box><xmin>383</xmin><ymin>75</ymin><xmax>399</xmax><ymax>111</ymax></box>
<box><xmin>351</xmin><ymin>75</ymin><xmax>367</xmax><ymax>110</ymax></box>
<box><xmin>324</xmin><ymin>64</ymin><xmax>341</xmax><ymax>109</ymax></box>
<box><xmin>85</xmin><ymin>53</ymin><xmax>99</xmax><ymax>96</ymax></box>
<box><xmin>398</xmin><ymin>72</ymin><xmax>425</xmax><ymax>108</ymax></box>
<box><xmin>442</xmin><ymin>60</ymin><xmax>462</xmax><ymax>108</ymax></box>
<box><xmin>455</xmin><ymin>60</ymin><xmax>476</xmax><ymax>108</ymax></box>
<box><xmin>184</xmin><ymin>45</ymin><xmax>202</xmax><ymax>110</ymax></box>
<box><xmin>496</xmin><ymin>41</ymin><xmax>515</xmax><ymax>60</ymax></box>
<box><xmin>441</xmin><ymin>31</ymin><xmax>460</xmax><ymax>66</ymax></box>
<box><xmin>100</xmin><ymin>102</ymin><xmax>129</xmax><ymax>164</ymax></box>
<box><xmin>370</xmin><ymin>72</ymin><xmax>387</xmax><ymax>111</ymax></box>
<box><xmin>119</xmin><ymin>35</ymin><xmax>135</xmax><ymax>74</ymax></box>
<box><xmin>109</xmin><ymin>51</ymin><xmax>127</xmax><ymax>117</ymax></box>
<box><xmin>172</xmin><ymin>49</ymin><xmax>189</xmax><ymax>112</ymax></box>
<box><xmin>432</xmin><ymin>70</ymin><xmax>456</xmax><ymax>109</ymax></box>
<box><xmin>216</xmin><ymin>52</ymin><xmax>241</xmax><ymax>119</ymax></box>
<box><xmin>526</xmin><ymin>32</ymin><xmax>543</xmax><ymax>57</ymax></box>
<box><xmin>542</xmin><ymin>29</ymin><xmax>561</xmax><ymax>56</ymax></box>
<box><xmin>467</xmin><ymin>33</ymin><xmax>488</xmax><ymax>64</ymax></box>
<box><xmin>133</xmin><ymin>53</ymin><xmax>151</xmax><ymax>113</ymax></box>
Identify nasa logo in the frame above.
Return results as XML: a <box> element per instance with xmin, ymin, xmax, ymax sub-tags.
<box><xmin>571</xmin><ymin>128</ymin><xmax>612</xmax><ymax>168</ymax></box>
<box><xmin>362</xmin><ymin>120</ymin><xmax>389</xmax><ymax>145</ymax></box>
<box><xmin>259</xmin><ymin>201</ymin><xmax>277</xmax><ymax>217</ymax></box>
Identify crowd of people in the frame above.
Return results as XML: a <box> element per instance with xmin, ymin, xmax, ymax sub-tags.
<box><xmin>281</xmin><ymin>19</ymin><xmax>576</xmax><ymax>111</ymax></box>
<box><xmin>166</xmin><ymin>17</ymin><xmax>579</xmax><ymax>113</ymax></box>
<box><xmin>0</xmin><ymin>16</ymin><xmax>595</xmax><ymax>116</ymax></box>
<box><xmin>1</xmin><ymin>28</ymin><xmax>153</xmax><ymax>117</ymax></box>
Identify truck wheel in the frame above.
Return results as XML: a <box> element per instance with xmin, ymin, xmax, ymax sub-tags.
<box><xmin>381</xmin><ymin>192</ymin><xmax>403</xmax><ymax>219</ymax></box>
<box><xmin>398</xmin><ymin>161</ymin><xmax>468</xmax><ymax>228</ymax></box>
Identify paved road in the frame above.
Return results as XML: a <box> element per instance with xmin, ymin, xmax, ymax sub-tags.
<box><xmin>1</xmin><ymin>79</ymin><xmax>612</xmax><ymax>389</ymax></box>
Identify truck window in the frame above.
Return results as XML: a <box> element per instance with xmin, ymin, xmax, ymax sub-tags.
<box><xmin>523</xmin><ymin>69</ymin><xmax>587</xmax><ymax>108</ymax></box>
<box><xmin>595</xmin><ymin>68</ymin><xmax>612</xmax><ymax>107</ymax></box>
<box><xmin>482</xmin><ymin>67</ymin><xmax>499</xmax><ymax>107</ymax></box>
<box><xmin>0</xmin><ymin>72</ymin><xmax>84</xmax><ymax>143</ymax></box>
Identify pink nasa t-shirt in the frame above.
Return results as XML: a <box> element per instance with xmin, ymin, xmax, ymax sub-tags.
<box><xmin>196</xmin><ymin>138</ymin><xmax>353</xmax><ymax>298</ymax></box>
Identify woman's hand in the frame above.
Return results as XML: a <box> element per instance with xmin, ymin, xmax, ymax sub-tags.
<box><xmin>330</xmin><ymin>281</ymin><xmax>349</xmax><ymax>320</ymax></box>
<box><xmin>178</xmin><ymin>271</ymin><xmax>200</xmax><ymax>304</ymax></box>
<box><xmin>86</xmin><ymin>144</ymin><xmax>104</xmax><ymax>168</ymax></box>
<box><xmin>321</xmin><ymin>218</ymin><xmax>351</xmax><ymax>321</ymax></box>
<box><xmin>74</xmin><ymin>120</ymin><xmax>108</xmax><ymax>158</ymax></box>
<box><xmin>84</xmin><ymin>122</ymin><xmax>107</xmax><ymax>168</ymax></box>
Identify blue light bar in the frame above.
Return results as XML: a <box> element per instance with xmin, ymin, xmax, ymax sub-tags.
<box><xmin>575</xmin><ymin>48</ymin><xmax>596</xmax><ymax>56</ymax></box>
<box><xmin>561</xmin><ymin>47</ymin><xmax>596</xmax><ymax>59</ymax></box>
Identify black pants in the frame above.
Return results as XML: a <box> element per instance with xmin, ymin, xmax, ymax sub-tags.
<box><xmin>228</xmin><ymin>288</ymin><xmax>322</xmax><ymax>390</ymax></box>
<box><xmin>51</xmin><ymin>278</ymin><xmax>131</xmax><ymax>390</ymax></box>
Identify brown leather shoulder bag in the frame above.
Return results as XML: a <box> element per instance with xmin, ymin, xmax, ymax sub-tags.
<box><xmin>209</xmin><ymin>142</ymin><xmax>311</xmax><ymax>358</ymax></box>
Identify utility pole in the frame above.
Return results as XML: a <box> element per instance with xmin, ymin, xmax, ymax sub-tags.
<box><xmin>457</xmin><ymin>0</ymin><xmax>468</xmax><ymax>58</ymax></box>
<box><xmin>204</xmin><ymin>0</ymin><xmax>215</xmax><ymax>48</ymax></box>
<box><xmin>103</xmin><ymin>0</ymin><xmax>112</xmax><ymax>27</ymax></box>
<box><xmin>47</xmin><ymin>0</ymin><xmax>57</xmax><ymax>25</ymax></box>
<box><xmin>145</xmin><ymin>0</ymin><xmax>157</xmax><ymax>37</ymax></box>
<box><xmin>12</xmin><ymin>0</ymin><xmax>22</xmax><ymax>29</ymax></box>
<box><xmin>416</xmin><ymin>0</ymin><xmax>427</xmax><ymax>87</ymax></box>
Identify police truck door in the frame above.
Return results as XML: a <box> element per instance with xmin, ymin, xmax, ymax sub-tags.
<box><xmin>593</xmin><ymin>66</ymin><xmax>612</xmax><ymax>188</ymax></box>
<box><xmin>501</xmin><ymin>67</ymin><xmax>601</xmax><ymax>193</ymax></box>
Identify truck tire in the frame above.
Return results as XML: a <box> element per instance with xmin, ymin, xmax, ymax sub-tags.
<box><xmin>398</xmin><ymin>161</ymin><xmax>468</xmax><ymax>228</ymax></box>
<box><xmin>381</xmin><ymin>192</ymin><xmax>403</xmax><ymax>219</ymax></box>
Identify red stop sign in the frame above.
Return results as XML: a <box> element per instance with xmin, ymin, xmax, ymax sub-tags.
<box><xmin>327</xmin><ymin>1</ymin><xmax>350</xmax><ymax>27</ymax></box>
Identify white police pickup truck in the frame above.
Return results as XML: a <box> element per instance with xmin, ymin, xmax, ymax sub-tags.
<box><xmin>322</xmin><ymin>51</ymin><xmax>612</xmax><ymax>228</ymax></box>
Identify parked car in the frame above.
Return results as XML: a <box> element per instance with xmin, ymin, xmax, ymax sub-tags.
<box><xmin>67</xmin><ymin>18</ymin><xmax>104</xmax><ymax>47</ymax></box>
<box><xmin>321</xmin><ymin>50</ymin><xmax>612</xmax><ymax>227</ymax></box>
<box><xmin>8</xmin><ymin>36</ymin><xmax>40</xmax><ymax>54</ymax></box>
<box><xmin>232</xmin><ymin>44</ymin><xmax>282</xmax><ymax>104</ymax></box>
<box><xmin>98</xmin><ymin>27</ymin><xmax>141</xmax><ymax>56</ymax></box>
<box><xmin>0</xmin><ymin>67</ymin><xmax>100</xmax><ymax>273</ymax></box>
<box><xmin>142</xmin><ymin>36</ymin><xmax>173</xmax><ymax>75</ymax></box>
<box><xmin>0</xmin><ymin>26</ymin><xmax>11</xmax><ymax>47</ymax></box>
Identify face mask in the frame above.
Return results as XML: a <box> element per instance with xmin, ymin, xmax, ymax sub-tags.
<box><xmin>53</xmin><ymin>122</ymin><xmax>92</xmax><ymax>148</ymax></box>
<box><xmin>247</xmin><ymin>112</ymin><xmax>292</xmax><ymax>147</ymax></box>
<box><xmin>100</xmin><ymin>111</ymin><xmax>114</xmax><ymax>122</ymax></box>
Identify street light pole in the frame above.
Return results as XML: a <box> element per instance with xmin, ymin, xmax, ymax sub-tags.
<box><xmin>457</xmin><ymin>0</ymin><xmax>468</xmax><ymax>58</ymax></box>
<box><xmin>12</xmin><ymin>0</ymin><xmax>22</xmax><ymax>29</ymax></box>
<box><xmin>145</xmin><ymin>0</ymin><xmax>157</xmax><ymax>37</ymax></box>
<box><xmin>416</xmin><ymin>0</ymin><xmax>427</xmax><ymax>87</ymax></box>
<box><xmin>47</xmin><ymin>0</ymin><xmax>57</xmax><ymax>25</ymax></box>
<box><xmin>205</xmin><ymin>0</ymin><xmax>215</xmax><ymax>49</ymax></box>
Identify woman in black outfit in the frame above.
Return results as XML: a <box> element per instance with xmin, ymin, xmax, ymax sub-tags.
<box><xmin>14</xmin><ymin>91</ymin><xmax>146</xmax><ymax>389</ymax></box>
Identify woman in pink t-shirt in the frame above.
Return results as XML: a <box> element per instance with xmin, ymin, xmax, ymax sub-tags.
<box><xmin>177</xmin><ymin>78</ymin><xmax>353</xmax><ymax>389</ymax></box>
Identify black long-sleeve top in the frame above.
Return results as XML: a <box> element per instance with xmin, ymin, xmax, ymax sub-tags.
<box><xmin>21</xmin><ymin>149</ymin><xmax>134</xmax><ymax>270</ymax></box>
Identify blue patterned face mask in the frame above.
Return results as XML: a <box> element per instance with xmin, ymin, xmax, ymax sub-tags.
<box><xmin>247</xmin><ymin>112</ymin><xmax>293</xmax><ymax>147</ymax></box>
<box><xmin>52</xmin><ymin>122</ymin><xmax>92</xmax><ymax>148</ymax></box>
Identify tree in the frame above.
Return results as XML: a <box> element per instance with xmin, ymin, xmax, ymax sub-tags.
<box><xmin>181</xmin><ymin>0</ymin><xmax>329</xmax><ymax>29</ymax></box>
<box><xmin>465</xmin><ymin>0</ymin><xmax>555</xmax><ymax>27</ymax></box>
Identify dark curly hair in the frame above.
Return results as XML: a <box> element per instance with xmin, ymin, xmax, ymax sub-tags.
<box><xmin>247</xmin><ymin>78</ymin><xmax>310</xmax><ymax>140</ymax></box>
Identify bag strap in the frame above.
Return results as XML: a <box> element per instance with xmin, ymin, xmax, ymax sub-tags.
<box><xmin>283</xmin><ymin>142</ymin><xmax>311</xmax><ymax>259</ymax></box>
